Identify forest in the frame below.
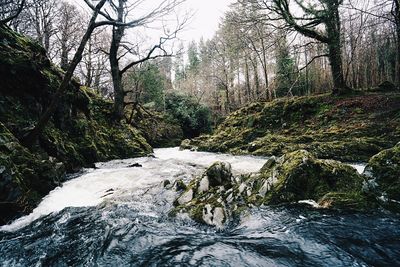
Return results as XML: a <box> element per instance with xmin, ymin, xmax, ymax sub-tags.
<box><xmin>0</xmin><ymin>0</ymin><xmax>400</xmax><ymax>266</ymax></box>
<box><xmin>3</xmin><ymin>0</ymin><xmax>400</xmax><ymax>121</ymax></box>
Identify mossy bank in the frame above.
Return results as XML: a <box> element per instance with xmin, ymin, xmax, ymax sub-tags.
<box><xmin>0</xmin><ymin>25</ymin><xmax>152</xmax><ymax>225</ymax></box>
<box><xmin>182</xmin><ymin>92</ymin><xmax>400</xmax><ymax>162</ymax></box>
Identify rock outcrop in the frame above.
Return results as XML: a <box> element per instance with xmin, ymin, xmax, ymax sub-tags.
<box><xmin>363</xmin><ymin>143</ymin><xmax>400</xmax><ymax>210</ymax></box>
<box><xmin>172</xmin><ymin>150</ymin><xmax>367</xmax><ymax>227</ymax></box>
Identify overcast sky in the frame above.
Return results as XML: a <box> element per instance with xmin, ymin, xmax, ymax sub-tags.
<box><xmin>71</xmin><ymin>0</ymin><xmax>235</xmax><ymax>43</ymax></box>
<box><xmin>178</xmin><ymin>0</ymin><xmax>235</xmax><ymax>43</ymax></box>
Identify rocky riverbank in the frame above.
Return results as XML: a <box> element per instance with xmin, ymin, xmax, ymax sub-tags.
<box><xmin>176</xmin><ymin>90</ymin><xmax>400</xmax><ymax>226</ymax></box>
<box><xmin>181</xmin><ymin>92</ymin><xmax>400</xmax><ymax>162</ymax></box>
<box><xmin>172</xmin><ymin>144</ymin><xmax>400</xmax><ymax>227</ymax></box>
<box><xmin>0</xmin><ymin>25</ymin><xmax>152</xmax><ymax>224</ymax></box>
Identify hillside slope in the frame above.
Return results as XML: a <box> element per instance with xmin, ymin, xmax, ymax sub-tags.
<box><xmin>182</xmin><ymin>92</ymin><xmax>400</xmax><ymax>162</ymax></box>
<box><xmin>0</xmin><ymin>26</ymin><xmax>152</xmax><ymax>224</ymax></box>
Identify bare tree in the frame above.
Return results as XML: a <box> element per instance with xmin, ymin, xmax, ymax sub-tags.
<box><xmin>24</xmin><ymin>0</ymin><xmax>189</xmax><ymax>143</ymax></box>
<box><xmin>23</xmin><ymin>0</ymin><xmax>108</xmax><ymax>146</ymax></box>
<box><xmin>24</xmin><ymin>0</ymin><xmax>58</xmax><ymax>52</ymax></box>
<box><xmin>0</xmin><ymin>0</ymin><xmax>25</xmax><ymax>24</ymax></box>
<box><xmin>85</xmin><ymin>0</ymin><xmax>189</xmax><ymax>120</ymax></box>
<box><xmin>56</xmin><ymin>2</ymin><xmax>83</xmax><ymax>70</ymax></box>
<box><xmin>242</xmin><ymin>0</ymin><xmax>350</xmax><ymax>94</ymax></box>
<box><xmin>79</xmin><ymin>28</ymin><xmax>111</xmax><ymax>89</ymax></box>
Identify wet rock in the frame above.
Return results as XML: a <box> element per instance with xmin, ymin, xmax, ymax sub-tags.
<box><xmin>171</xmin><ymin>151</ymin><xmax>369</xmax><ymax>227</ymax></box>
<box><xmin>180</xmin><ymin>139</ymin><xmax>196</xmax><ymax>151</ymax></box>
<box><xmin>198</xmin><ymin>176</ymin><xmax>210</xmax><ymax>193</ymax></box>
<box><xmin>205</xmin><ymin>162</ymin><xmax>233</xmax><ymax>187</ymax></box>
<box><xmin>363</xmin><ymin>143</ymin><xmax>400</xmax><ymax>210</ymax></box>
<box><xmin>202</xmin><ymin>205</ymin><xmax>225</xmax><ymax>228</ymax></box>
<box><xmin>176</xmin><ymin>189</ymin><xmax>193</xmax><ymax>205</ymax></box>
<box><xmin>163</xmin><ymin>180</ymin><xmax>171</xmax><ymax>188</ymax></box>
<box><xmin>128</xmin><ymin>163</ymin><xmax>142</xmax><ymax>168</ymax></box>
<box><xmin>175</xmin><ymin>179</ymin><xmax>187</xmax><ymax>191</ymax></box>
<box><xmin>260</xmin><ymin>150</ymin><xmax>364</xmax><ymax>206</ymax></box>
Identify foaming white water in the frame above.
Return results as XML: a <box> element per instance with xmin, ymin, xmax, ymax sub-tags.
<box><xmin>154</xmin><ymin>147</ymin><xmax>267</xmax><ymax>174</ymax></box>
<box><xmin>1</xmin><ymin>148</ymin><xmax>267</xmax><ymax>232</ymax></box>
<box><xmin>349</xmin><ymin>163</ymin><xmax>366</xmax><ymax>174</ymax></box>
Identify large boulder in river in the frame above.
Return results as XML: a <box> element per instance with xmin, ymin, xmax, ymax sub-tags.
<box><xmin>172</xmin><ymin>162</ymin><xmax>236</xmax><ymax>228</ymax></box>
<box><xmin>363</xmin><ymin>143</ymin><xmax>400</xmax><ymax>209</ymax></box>
<box><xmin>261</xmin><ymin>150</ymin><xmax>365</xmax><ymax>207</ymax></box>
<box><xmin>171</xmin><ymin>150</ymin><xmax>367</xmax><ymax>227</ymax></box>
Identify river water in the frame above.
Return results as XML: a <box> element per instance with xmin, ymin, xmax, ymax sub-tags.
<box><xmin>0</xmin><ymin>148</ymin><xmax>399</xmax><ymax>266</ymax></box>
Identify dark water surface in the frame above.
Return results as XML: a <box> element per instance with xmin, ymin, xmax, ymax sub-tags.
<box><xmin>1</xmin><ymin>205</ymin><xmax>399</xmax><ymax>267</ymax></box>
<box><xmin>0</xmin><ymin>148</ymin><xmax>398</xmax><ymax>266</ymax></box>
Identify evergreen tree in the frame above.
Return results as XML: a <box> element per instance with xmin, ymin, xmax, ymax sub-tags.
<box><xmin>275</xmin><ymin>34</ymin><xmax>296</xmax><ymax>97</ymax></box>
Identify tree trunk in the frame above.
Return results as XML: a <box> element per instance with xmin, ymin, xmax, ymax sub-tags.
<box><xmin>110</xmin><ymin>28</ymin><xmax>124</xmax><ymax>120</ymax></box>
<box><xmin>328</xmin><ymin>41</ymin><xmax>347</xmax><ymax>94</ymax></box>
<box><xmin>397</xmin><ymin>28</ymin><xmax>400</xmax><ymax>87</ymax></box>
<box><xmin>395</xmin><ymin>0</ymin><xmax>400</xmax><ymax>88</ymax></box>
<box><xmin>85</xmin><ymin>39</ymin><xmax>93</xmax><ymax>87</ymax></box>
<box><xmin>326</xmin><ymin>6</ymin><xmax>348</xmax><ymax>94</ymax></box>
<box><xmin>22</xmin><ymin>0</ymin><xmax>107</xmax><ymax>146</ymax></box>
<box><xmin>109</xmin><ymin>0</ymin><xmax>125</xmax><ymax>121</ymax></box>
<box><xmin>223</xmin><ymin>70</ymin><xmax>230</xmax><ymax>113</ymax></box>
<box><xmin>60</xmin><ymin>42</ymin><xmax>69</xmax><ymax>71</ymax></box>
<box><xmin>244</xmin><ymin>57</ymin><xmax>251</xmax><ymax>102</ymax></box>
<box><xmin>251</xmin><ymin>59</ymin><xmax>260</xmax><ymax>99</ymax></box>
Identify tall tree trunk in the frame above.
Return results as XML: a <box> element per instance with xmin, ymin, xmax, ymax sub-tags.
<box><xmin>22</xmin><ymin>0</ymin><xmax>107</xmax><ymax>146</ymax></box>
<box><xmin>93</xmin><ymin>58</ymin><xmax>102</xmax><ymax>89</ymax></box>
<box><xmin>244</xmin><ymin>57</ymin><xmax>251</xmax><ymax>102</ymax></box>
<box><xmin>224</xmin><ymin>70</ymin><xmax>230</xmax><ymax>113</ymax></box>
<box><xmin>109</xmin><ymin>0</ymin><xmax>125</xmax><ymax>120</ymax></box>
<box><xmin>328</xmin><ymin>41</ymin><xmax>347</xmax><ymax>93</ymax></box>
<box><xmin>60</xmin><ymin>41</ymin><xmax>69</xmax><ymax>71</ymax></box>
<box><xmin>397</xmin><ymin>28</ymin><xmax>400</xmax><ymax>87</ymax></box>
<box><xmin>395</xmin><ymin>0</ymin><xmax>400</xmax><ymax>88</ymax></box>
<box><xmin>326</xmin><ymin>5</ymin><xmax>348</xmax><ymax>94</ymax></box>
<box><xmin>85</xmin><ymin>39</ymin><xmax>93</xmax><ymax>87</ymax></box>
<box><xmin>251</xmin><ymin>59</ymin><xmax>260</xmax><ymax>99</ymax></box>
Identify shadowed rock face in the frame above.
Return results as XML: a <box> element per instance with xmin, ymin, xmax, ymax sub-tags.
<box><xmin>206</xmin><ymin>162</ymin><xmax>233</xmax><ymax>187</ymax></box>
<box><xmin>171</xmin><ymin>150</ymin><xmax>370</xmax><ymax>227</ymax></box>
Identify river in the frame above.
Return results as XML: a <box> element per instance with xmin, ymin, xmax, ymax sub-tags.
<box><xmin>0</xmin><ymin>148</ymin><xmax>399</xmax><ymax>266</ymax></box>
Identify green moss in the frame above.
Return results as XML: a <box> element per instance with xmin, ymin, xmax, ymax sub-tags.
<box><xmin>182</xmin><ymin>93</ymin><xmax>400</xmax><ymax>162</ymax></box>
<box><xmin>0</xmin><ymin>122</ymin><xmax>64</xmax><ymax>224</ymax></box>
<box><xmin>318</xmin><ymin>192</ymin><xmax>372</xmax><ymax>210</ymax></box>
<box><xmin>0</xmin><ymin>26</ymin><xmax>153</xmax><ymax>224</ymax></box>
<box><xmin>364</xmin><ymin>143</ymin><xmax>400</xmax><ymax>203</ymax></box>
<box><xmin>260</xmin><ymin>150</ymin><xmax>364</xmax><ymax>205</ymax></box>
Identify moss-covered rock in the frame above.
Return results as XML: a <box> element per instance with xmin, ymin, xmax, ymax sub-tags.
<box><xmin>182</xmin><ymin>93</ymin><xmax>400</xmax><ymax>162</ymax></box>
<box><xmin>171</xmin><ymin>150</ymin><xmax>370</xmax><ymax>227</ymax></box>
<box><xmin>363</xmin><ymin>143</ymin><xmax>400</xmax><ymax>210</ymax></box>
<box><xmin>0</xmin><ymin>122</ymin><xmax>64</xmax><ymax>224</ymax></box>
<box><xmin>260</xmin><ymin>150</ymin><xmax>364</xmax><ymax>206</ymax></box>
<box><xmin>0</xmin><ymin>26</ymin><xmax>153</xmax><ymax>224</ymax></box>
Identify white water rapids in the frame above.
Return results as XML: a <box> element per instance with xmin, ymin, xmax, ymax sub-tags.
<box><xmin>0</xmin><ymin>148</ymin><xmax>267</xmax><ymax>231</ymax></box>
<box><xmin>1</xmin><ymin>148</ymin><xmax>366</xmax><ymax>232</ymax></box>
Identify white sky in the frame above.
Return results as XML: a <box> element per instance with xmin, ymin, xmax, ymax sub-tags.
<box><xmin>71</xmin><ymin>0</ymin><xmax>235</xmax><ymax>44</ymax></box>
<box><xmin>177</xmin><ymin>0</ymin><xmax>236</xmax><ymax>43</ymax></box>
